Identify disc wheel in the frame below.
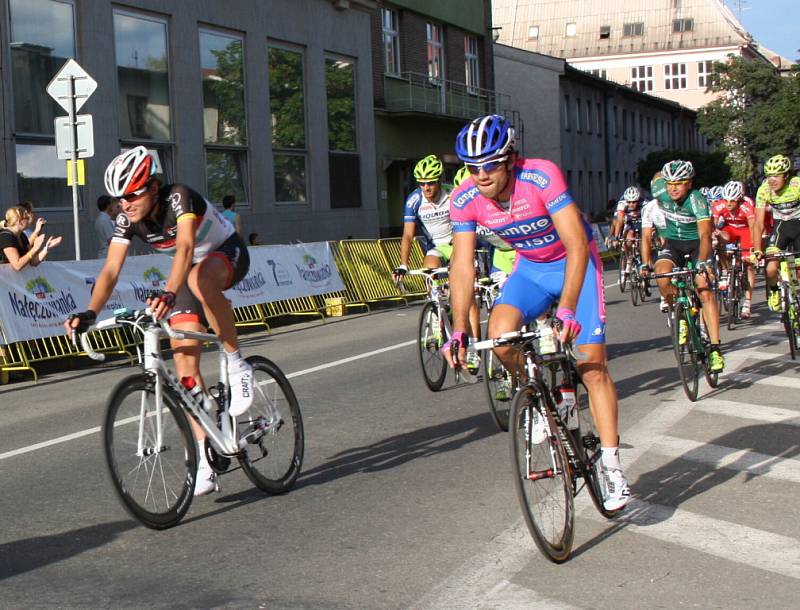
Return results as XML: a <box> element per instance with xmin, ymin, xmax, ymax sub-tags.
<box><xmin>510</xmin><ymin>385</ymin><xmax>574</xmax><ymax>563</ymax></box>
<box><xmin>417</xmin><ymin>302</ymin><xmax>448</xmax><ymax>391</ymax></box>
<box><xmin>237</xmin><ymin>356</ymin><xmax>304</xmax><ymax>494</ymax></box>
<box><xmin>103</xmin><ymin>374</ymin><xmax>196</xmax><ymax>530</ymax></box>
<box><xmin>672</xmin><ymin>302</ymin><xmax>700</xmax><ymax>401</ymax></box>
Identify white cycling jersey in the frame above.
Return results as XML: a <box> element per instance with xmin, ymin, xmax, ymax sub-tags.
<box><xmin>403</xmin><ymin>187</ymin><xmax>452</xmax><ymax>246</ymax></box>
<box><xmin>641</xmin><ymin>198</ymin><xmax>667</xmax><ymax>231</ymax></box>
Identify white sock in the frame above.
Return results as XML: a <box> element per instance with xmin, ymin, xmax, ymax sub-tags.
<box><xmin>601</xmin><ymin>447</ymin><xmax>621</xmax><ymax>470</ymax></box>
<box><xmin>226</xmin><ymin>350</ymin><xmax>245</xmax><ymax>369</ymax></box>
<box><xmin>197</xmin><ymin>443</ymin><xmax>209</xmax><ymax>467</ymax></box>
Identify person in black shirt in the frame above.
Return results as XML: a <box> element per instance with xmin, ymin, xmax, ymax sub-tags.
<box><xmin>0</xmin><ymin>205</ymin><xmax>61</xmax><ymax>270</ymax></box>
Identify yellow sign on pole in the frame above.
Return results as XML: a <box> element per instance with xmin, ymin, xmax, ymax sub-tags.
<box><xmin>66</xmin><ymin>159</ymin><xmax>85</xmax><ymax>186</ymax></box>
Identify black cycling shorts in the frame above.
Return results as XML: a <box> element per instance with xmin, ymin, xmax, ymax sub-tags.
<box><xmin>655</xmin><ymin>238</ymin><xmax>701</xmax><ymax>267</ymax></box>
<box><xmin>169</xmin><ymin>233</ymin><xmax>250</xmax><ymax>326</ymax></box>
<box><xmin>768</xmin><ymin>219</ymin><xmax>800</xmax><ymax>253</ymax></box>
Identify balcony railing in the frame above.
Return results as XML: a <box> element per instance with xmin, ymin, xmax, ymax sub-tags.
<box><xmin>382</xmin><ymin>71</ymin><xmax>511</xmax><ymax>120</ymax></box>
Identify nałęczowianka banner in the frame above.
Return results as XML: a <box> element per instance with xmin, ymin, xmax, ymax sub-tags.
<box><xmin>0</xmin><ymin>242</ymin><xmax>344</xmax><ymax>345</ymax></box>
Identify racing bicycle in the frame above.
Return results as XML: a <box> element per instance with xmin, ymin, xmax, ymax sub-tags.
<box><xmin>78</xmin><ymin>308</ymin><xmax>304</xmax><ymax>529</ymax></box>
<box><xmin>474</xmin><ymin>328</ymin><xmax>619</xmax><ymax>562</ymax></box>
<box><xmin>763</xmin><ymin>249</ymin><xmax>800</xmax><ymax>359</ymax></box>
<box><xmin>652</xmin><ymin>263</ymin><xmax>719</xmax><ymax>401</ymax></box>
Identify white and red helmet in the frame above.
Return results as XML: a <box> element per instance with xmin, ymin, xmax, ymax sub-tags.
<box><xmin>104</xmin><ymin>146</ymin><xmax>157</xmax><ymax>197</ymax></box>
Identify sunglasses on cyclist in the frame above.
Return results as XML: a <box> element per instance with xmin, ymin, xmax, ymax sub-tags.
<box><xmin>666</xmin><ymin>180</ymin><xmax>691</xmax><ymax>186</ymax></box>
<box><xmin>417</xmin><ymin>180</ymin><xmax>439</xmax><ymax>186</ymax></box>
<box><xmin>466</xmin><ymin>156</ymin><xmax>509</xmax><ymax>175</ymax></box>
<box><xmin>117</xmin><ymin>184</ymin><xmax>150</xmax><ymax>202</ymax></box>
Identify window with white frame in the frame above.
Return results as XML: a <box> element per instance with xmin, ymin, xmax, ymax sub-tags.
<box><xmin>381</xmin><ymin>8</ymin><xmax>400</xmax><ymax>76</ymax></box>
<box><xmin>673</xmin><ymin>18</ymin><xmax>693</xmax><ymax>33</ymax></box>
<box><xmin>630</xmin><ymin>65</ymin><xmax>653</xmax><ymax>92</ymax></box>
<box><xmin>426</xmin><ymin>23</ymin><xmax>444</xmax><ymax>82</ymax></box>
<box><xmin>565</xmin><ymin>22</ymin><xmax>577</xmax><ymax>37</ymax></box>
<box><xmin>623</xmin><ymin>22</ymin><xmax>644</xmax><ymax>37</ymax></box>
<box><xmin>528</xmin><ymin>25</ymin><xmax>539</xmax><ymax>40</ymax></box>
<box><xmin>665</xmin><ymin>63</ymin><xmax>687</xmax><ymax>89</ymax></box>
<box><xmin>464</xmin><ymin>35</ymin><xmax>480</xmax><ymax>93</ymax></box>
<box><xmin>589</xmin><ymin>68</ymin><xmax>607</xmax><ymax>79</ymax></box>
<box><xmin>698</xmin><ymin>60</ymin><xmax>714</xmax><ymax>88</ymax></box>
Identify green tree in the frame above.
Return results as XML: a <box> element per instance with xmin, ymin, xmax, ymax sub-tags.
<box><xmin>637</xmin><ymin>149</ymin><xmax>730</xmax><ymax>189</ymax></box>
<box><xmin>269</xmin><ymin>48</ymin><xmax>306</xmax><ymax>149</ymax></box>
<box><xmin>697</xmin><ymin>57</ymin><xmax>800</xmax><ymax>179</ymax></box>
<box><xmin>207</xmin><ymin>41</ymin><xmax>246</xmax><ymax>144</ymax></box>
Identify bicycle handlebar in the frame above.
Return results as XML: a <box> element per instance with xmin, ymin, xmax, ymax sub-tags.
<box><xmin>473</xmin><ymin>327</ymin><xmax>588</xmax><ymax>361</ymax></box>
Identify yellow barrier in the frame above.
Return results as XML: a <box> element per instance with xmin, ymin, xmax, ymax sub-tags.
<box><xmin>335</xmin><ymin>239</ymin><xmax>408</xmax><ymax>306</ymax></box>
<box><xmin>377</xmin><ymin>237</ymin><xmax>428</xmax><ymax>298</ymax></box>
<box><xmin>233</xmin><ymin>303</ymin><xmax>271</xmax><ymax>333</ymax></box>
<box><xmin>262</xmin><ymin>297</ymin><xmax>324</xmax><ymax>325</ymax></box>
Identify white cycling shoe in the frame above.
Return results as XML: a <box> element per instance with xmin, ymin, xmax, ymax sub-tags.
<box><xmin>602</xmin><ymin>467</ymin><xmax>631</xmax><ymax>511</ymax></box>
<box><xmin>228</xmin><ymin>360</ymin><xmax>254</xmax><ymax>417</ymax></box>
<box><xmin>194</xmin><ymin>461</ymin><xmax>218</xmax><ymax>496</ymax></box>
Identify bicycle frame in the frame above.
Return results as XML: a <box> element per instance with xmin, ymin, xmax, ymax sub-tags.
<box><xmin>83</xmin><ymin>311</ymin><xmax>244</xmax><ymax>457</ymax></box>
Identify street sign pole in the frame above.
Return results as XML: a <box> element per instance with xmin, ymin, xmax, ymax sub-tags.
<box><xmin>68</xmin><ymin>74</ymin><xmax>81</xmax><ymax>260</ymax></box>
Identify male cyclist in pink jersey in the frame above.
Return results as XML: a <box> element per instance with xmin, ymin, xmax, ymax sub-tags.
<box><xmin>444</xmin><ymin>115</ymin><xmax>629</xmax><ymax>511</ymax></box>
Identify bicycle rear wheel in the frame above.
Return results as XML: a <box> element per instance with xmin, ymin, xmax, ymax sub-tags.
<box><xmin>727</xmin><ymin>268</ymin><xmax>739</xmax><ymax>330</ymax></box>
<box><xmin>572</xmin><ymin>380</ymin><xmax>619</xmax><ymax>519</ymax></box>
<box><xmin>510</xmin><ymin>385</ymin><xmax>574</xmax><ymax>563</ymax></box>
<box><xmin>672</xmin><ymin>302</ymin><xmax>700</xmax><ymax>401</ymax></box>
<box><xmin>483</xmin><ymin>348</ymin><xmax>511</xmax><ymax>431</ymax></box>
<box><xmin>417</xmin><ymin>302</ymin><xmax>448</xmax><ymax>391</ymax></box>
<box><xmin>238</xmin><ymin>356</ymin><xmax>304</xmax><ymax>493</ymax></box>
<box><xmin>104</xmin><ymin>374</ymin><xmax>196</xmax><ymax>530</ymax></box>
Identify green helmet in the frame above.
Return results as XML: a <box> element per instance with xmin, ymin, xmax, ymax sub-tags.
<box><xmin>764</xmin><ymin>154</ymin><xmax>792</xmax><ymax>176</ymax></box>
<box><xmin>413</xmin><ymin>155</ymin><xmax>444</xmax><ymax>181</ymax></box>
<box><xmin>453</xmin><ymin>165</ymin><xmax>470</xmax><ymax>187</ymax></box>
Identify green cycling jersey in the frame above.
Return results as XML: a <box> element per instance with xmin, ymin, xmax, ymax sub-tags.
<box><xmin>648</xmin><ymin>187</ymin><xmax>711</xmax><ymax>241</ymax></box>
<box><xmin>756</xmin><ymin>176</ymin><xmax>800</xmax><ymax>221</ymax></box>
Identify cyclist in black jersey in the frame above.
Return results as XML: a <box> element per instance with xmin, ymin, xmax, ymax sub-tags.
<box><xmin>64</xmin><ymin>147</ymin><xmax>252</xmax><ymax>495</ymax></box>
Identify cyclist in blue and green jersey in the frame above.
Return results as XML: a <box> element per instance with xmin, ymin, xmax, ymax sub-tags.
<box><xmin>641</xmin><ymin>160</ymin><xmax>724</xmax><ymax>372</ymax></box>
<box><xmin>752</xmin><ymin>154</ymin><xmax>800</xmax><ymax>311</ymax></box>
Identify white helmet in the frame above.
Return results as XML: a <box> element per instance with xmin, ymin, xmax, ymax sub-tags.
<box><xmin>722</xmin><ymin>180</ymin><xmax>744</xmax><ymax>201</ymax></box>
<box><xmin>623</xmin><ymin>186</ymin><xmax>641</xmax><ymax>202</ymax></box>
<box><xmin>104</xmin><ymin>146</ymin><xmax>157</xmax><ymax>197</ymax></box>
<box><xmin>662</xmin><ymin>159</ymin><xmax>695</xmax><ymax>182</ymax></box>
<box><xmin>709</xmin><ymin>185</ymin><xmax>724</xmax><ymax>200</ymax></box>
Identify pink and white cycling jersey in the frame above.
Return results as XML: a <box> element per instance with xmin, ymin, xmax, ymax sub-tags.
<box><xmin>450</xmin><ymin>158</ymin><xmax>584</xmax><ymax>262</ymax></box>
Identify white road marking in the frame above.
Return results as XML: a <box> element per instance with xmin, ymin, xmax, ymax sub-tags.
<box><xmin>695</xmin><ymin>398</ymin><xmax>800</xmax><ymax>426</ymax></box>
<box><xmin>584</xmin><ymin>497</ymin><xmax>800</xmax><ymax>580</ymax></box>
<box><xmin>0</xmin><ymin>339</ymin><xmax>418</xmax><ymax>462</ymax></box>
<box><xmin>652</xmin><ymin>435</ymin><xmax>800</xmax><ymax>483</ymax></box>
<box><xmin>726</xmin><ymin>371</ymin><xmax>800</xmax><ymax>389</ymax></box>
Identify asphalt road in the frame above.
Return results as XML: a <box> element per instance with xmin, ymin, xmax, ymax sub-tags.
<box><xmin>1</xmin><ymin>268</ymin><xmax>799</xmax><ymax>609</ymax></box>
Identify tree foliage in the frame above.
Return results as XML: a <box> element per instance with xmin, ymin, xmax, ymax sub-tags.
<box><xmin>207</xmin><ymin>41</ymin><xmax>246</xmax><ymax>144</ymax></box>
<box><xmin>696</xmin><ymin>57</ymin><xmax>800</xmax><ymax>179</ymax></box>
<box><xmin>637</xmin><ymin>148</ymin><xmax>730</xmax><ymax>188</ymax></box>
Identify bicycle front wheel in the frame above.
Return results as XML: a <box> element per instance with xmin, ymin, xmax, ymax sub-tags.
<box><xmin>417</xmin><ymin>301</ymin><xmax>448</xmax><ymax>391</ymax></box>
<box><xmin>781</xmin><ymin>288</ymin><xmax>800</xmax><ymax>360</ymax></box>
<box><xmin>630</xmin><ymin>271</ymin><xmax>640</xmax><ymax>306</ymax></box>
<box><xmin>618</xmin><ymin>252</ymin><xmax>627</xmax><ymax>293</ymax></box>
<box><xmin>672</xmin><ymin>302</ymin><xmax>700</xmax><ymax>401</ymax></box>
<box><xmin>483</xmin><ymin>348</ymin><xmax>511</xmax><ymax>431</ymax></box>
<box><xmin>727</xmin><ymin>268</ymin><xmax>738</xmax><ymax>330</ymax></box>
<box><xmin>104</xmin><ymin>374</ymin><xmax>196</xmax><ymax>530</ymax></box>
<box><xmin>238</xmin><ymin>356</ymin><xmax>304</xmax><ymax>493</ymax></box>
<box><xmin>510</xmin><ymin>386</ymin><xmax>574</xmax><ymax>563</ymax></box>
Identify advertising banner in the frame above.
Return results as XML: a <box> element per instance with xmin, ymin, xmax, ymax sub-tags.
<box><xmin>0</xmin><ymin>242</ymin><xmax>344</xmax><ymax>344</ymax></box>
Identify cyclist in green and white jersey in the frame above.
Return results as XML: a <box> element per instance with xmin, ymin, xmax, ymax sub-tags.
<box><xmin>752</xmin><ymin>154</ymin><xmax>800</xmax><ymax>311</ymax></box>
<box><xmin>641</xmin><ymin>160</ymin><xmax>724</xmax><ymax>372</ymax></box>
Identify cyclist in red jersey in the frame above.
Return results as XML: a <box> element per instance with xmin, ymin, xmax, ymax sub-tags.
<box><xmin>712</xmin><ymin>181</ymin><xmax>756</xmax><ymax>318</ymax></box>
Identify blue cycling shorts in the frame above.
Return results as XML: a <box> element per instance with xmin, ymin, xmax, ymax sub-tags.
<box><xmin>494</xmin><ymin>243</ymin><xmax>607</xmax><ymax>345</ymax></box>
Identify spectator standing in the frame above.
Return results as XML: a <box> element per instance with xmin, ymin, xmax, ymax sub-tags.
<box><xmin>0</xmin><ymin>205</ymin><xmax>61</xmax><ymax>270</ymax></box>
<box><xmin>248</xmin><ymin>232</ymin><xmax>262</xmax><ymax>246</ymax></box>
<box><xmin>221</xmin><ymin>194</ymin><xmax>242</xmax><ymax>234</ymax></box>
<box><xmin>18</xmin><ymin>201</ymin><xmax>44</xmax><ymax>243</ymax></box>
<box><xmin>94</xmin><ymin>195</ymin><xmax>119</xmax><ymax>258</ymax></box>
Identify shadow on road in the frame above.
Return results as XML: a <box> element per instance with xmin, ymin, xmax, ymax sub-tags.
<box><xmin>571</xmin><ymin>421</ymin><xmax>800</xmax><ymax>559</ymax></box>
<box><xmin>297</xmin><ymin>412</ymin><xmax>497</xmax><ymax>488</ymax></box>
<box><xmin>0</xmin><ymin>520</ymin><xmax>135</xmax><ymax>580</ymax></box>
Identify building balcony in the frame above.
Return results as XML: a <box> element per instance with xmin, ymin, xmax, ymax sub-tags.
<box><xmin>382</xmin><ymin>72</ymin><xmax>510</xmax><ymax>120</ymax></box>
